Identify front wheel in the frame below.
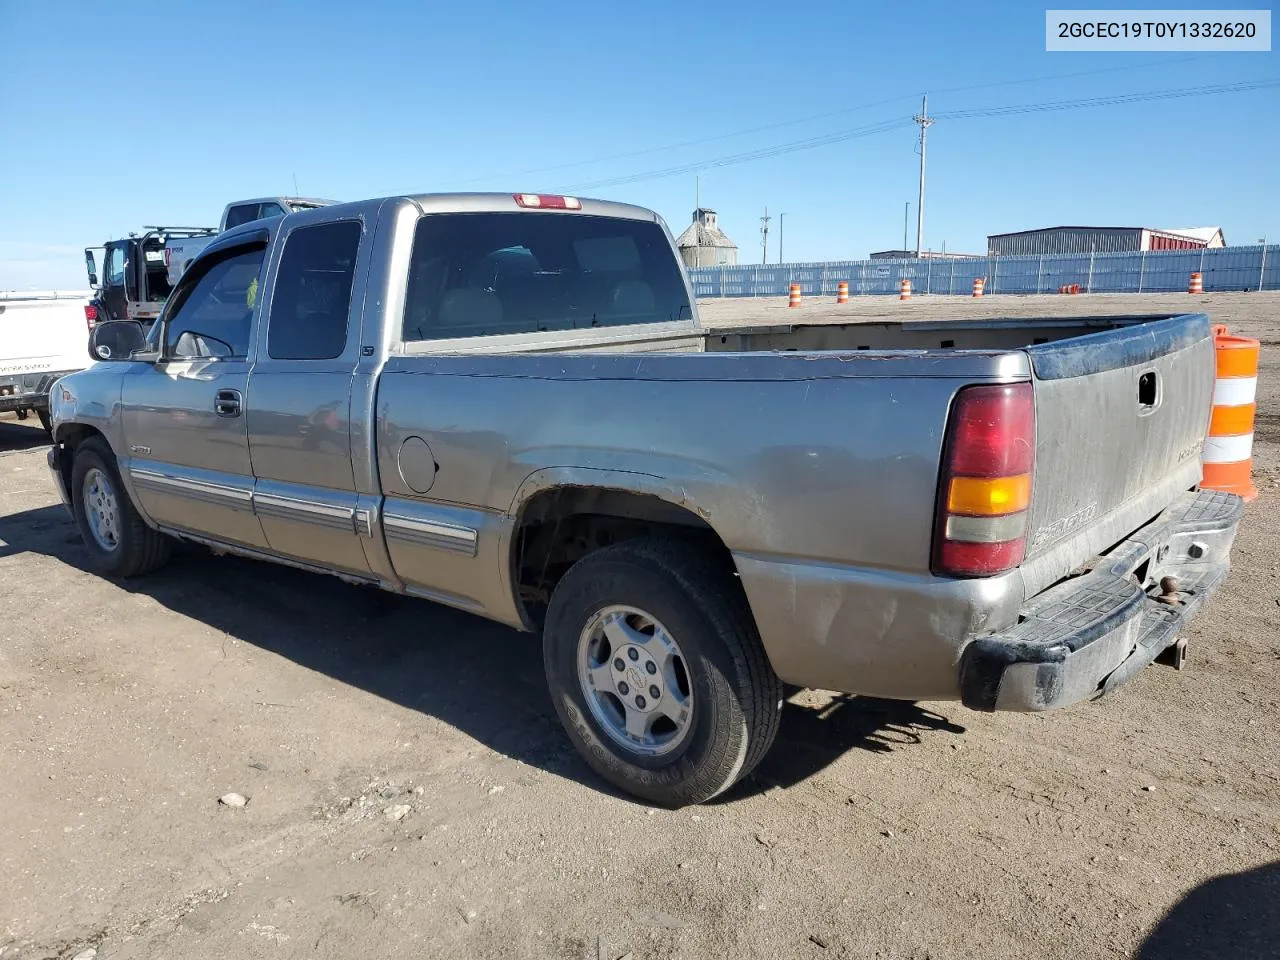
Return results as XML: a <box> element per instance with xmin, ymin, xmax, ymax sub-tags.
<box><xmin>543</xmin><ymin>538</ymin><xmax>783</xmax><ymax>807</ymax></box>
<box><xmin>36</xmin><ymin>408</ymin><xmax>52</xmax><ymax>438</ymax></box>
<box><xmin>70</xmin><ymin>438</ymin><xmax>170</xmax><ymax>578</ymax></box>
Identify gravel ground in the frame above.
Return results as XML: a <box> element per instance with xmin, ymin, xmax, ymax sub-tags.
<box><xmin>2</xmin><ymin>292</ymin><xmax>1278</xmax><ymax>960</ymax></box>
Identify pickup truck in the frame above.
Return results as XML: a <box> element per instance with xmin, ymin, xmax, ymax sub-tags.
<box><xmin>164</xmin><ymin>197</ymin><xmax>338</xmax><ymax>287</ymax></box>
<box><xmin>46</xmin><ymin>192</ymin><xmax>1244</xmax><ymax>806</ymax></box>
<box><xmin>1</xmin><ymin>289</ymin><xmax>92</xmax><ymax>434</ymax></box>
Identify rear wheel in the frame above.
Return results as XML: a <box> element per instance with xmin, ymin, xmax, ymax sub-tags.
<box><xmin>70</xmin><ymin>438</ymin><xmax>170</xmax><ymax>578</ymax></box>
<box><xmin>543</xmin><ymin>538</ymin><xmax>783</xmax><ymax>807</ymax></box>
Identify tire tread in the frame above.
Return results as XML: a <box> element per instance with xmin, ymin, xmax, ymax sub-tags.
<box><xmin>544</xmin><ymin>536</ymin><xmax>782</xmax><ymax>805</ymax></box>
<box><xmin>72</xmin><ymin>437</ymin><xmax>170</xmax><ymax>578</ymax></box>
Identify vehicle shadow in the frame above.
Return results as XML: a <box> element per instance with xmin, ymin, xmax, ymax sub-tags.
<box><xmin>0</xmin><ymin>503</ymin><xmax>964</xmax><ymax>803</ymax></box>
<box><xmin>716</xmin><ymin>695</ymin><xmax>967</xmax><ymax>803</ymax></box>
<box><xmin>1135</xmin><ymin>861</ymin><xmax>1280</xmax><ymax>959</ymax></box>
<box><xmin>0</xmin><ymin>416</ymin><xmax>50</xmax><ymax>453</ymax></box>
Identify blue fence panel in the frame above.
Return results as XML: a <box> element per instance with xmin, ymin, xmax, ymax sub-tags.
<box><xmin>688</xmin><ymin>245</ymin><xmax>1278</xmax><ymax>298</ymax></box>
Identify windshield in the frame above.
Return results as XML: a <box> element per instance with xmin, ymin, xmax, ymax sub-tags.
<box><xmin>401</xmin><ymin>212</ymin><xmax>691</xmax><ymax>341</ymax></box>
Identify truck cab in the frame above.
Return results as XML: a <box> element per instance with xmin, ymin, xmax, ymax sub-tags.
<box><xmin>220</xmin><ymin>196</ymin><xmax>336</xmax><ymax>231</ymax></box>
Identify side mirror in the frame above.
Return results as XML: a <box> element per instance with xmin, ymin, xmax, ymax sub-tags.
<box><xmin>84</xmin><ymin>249</ymin><xmax>99</xmax><ymax>288</ymax></box>
<box><xmin>88</xmin><ymin>320</ymin><xmax>148</xmax><ymax>362</ymax></box>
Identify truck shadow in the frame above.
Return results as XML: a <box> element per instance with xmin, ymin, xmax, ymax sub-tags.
<box><xmin>1135</xmin><ymin>861</ymin><xmax>1280</xmax><ymax>959</ymax></box>
<box><xmin>0</xmin><ymin>416</ymin><xmax>50</xmax><ymax>453</ymax></box>
<box><xmin>0</xmin><ymin>503</ymin><xmax>964</xmax><ymax>803</ymax></box>
<box><xmin>719</xmin><ymin>695</ymin><xmax>966</xmax><ymax>802</ymax></box>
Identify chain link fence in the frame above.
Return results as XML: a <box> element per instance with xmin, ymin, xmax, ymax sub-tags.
<box><xmin>689</xmin><ymin>245</ymin><xmax>1280</xmax><ymax>298</ymax></box>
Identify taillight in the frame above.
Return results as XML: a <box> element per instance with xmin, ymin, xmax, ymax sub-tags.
<box><xmin>932</xmin><ymin>382</ymin><xmax>1035</xmax><ymax>577</ymax></box>
<box><xmin>513</xmin><ymin>193</ymin><xmax>582</xmax><ymax>210</ymax></box>
<box><xmin>84</xmin><ymin>304</ymin><xmax>98</xmax><ymax>329</ymax></box>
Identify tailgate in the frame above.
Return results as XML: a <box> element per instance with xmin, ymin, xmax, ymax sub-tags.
<box><xmin>1023</xmin><ymin>313</ymin><xmax>1215</xmax><ymax>565</ymax></box>
<box><xmin>0</xmin><ymin>295</ymin><xmax>92</xmax><ymax>376</ymax></box>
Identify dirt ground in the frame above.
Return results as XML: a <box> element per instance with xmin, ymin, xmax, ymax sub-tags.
<box><xmin>2</xmin><ymin>292</ymin><xmax>1278</xmax><ymax>960</ymax></box>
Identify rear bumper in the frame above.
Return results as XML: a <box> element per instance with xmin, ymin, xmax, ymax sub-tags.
<box><xmin>0</xmin><ymin>369</ymin><xmax>81</xmax><ymax>412</ymax></box>
<box><xmin>959</xmin><ymin>488</ymin><xmax>1243</xmax><ymax>712</ymax></box>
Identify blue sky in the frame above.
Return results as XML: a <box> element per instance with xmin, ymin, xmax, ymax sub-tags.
<box><xmin>1</xmin><ymin>0</ymin><xmax>1276</xmax><ymax>289</ymax></box>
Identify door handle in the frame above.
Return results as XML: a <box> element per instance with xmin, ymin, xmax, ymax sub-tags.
<box><xmin>214</xmin><ymin>388</ymin><xmax>242</xmax><ymax>418</ymax></box>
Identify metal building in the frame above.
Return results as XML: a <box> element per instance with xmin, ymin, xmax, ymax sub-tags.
<box><xmin>869</xmin><ymin>249</ymin><xmax>981</xmax><ymax>260</ymax></box>
<box><xmin>987</xmin><ymin>226</ymin><xmax>1226</xmax><ymax>257</ymax></box>
<box><xmin>674</xmin><ymin>208</ymin><xmax>738</xmax><ymax>269</ymax></box>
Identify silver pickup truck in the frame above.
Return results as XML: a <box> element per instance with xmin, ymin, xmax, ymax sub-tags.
<box><xmin>47</xmin><ymin>192</ymin><xmax>1244</xmax><ymax>806</ymax></box>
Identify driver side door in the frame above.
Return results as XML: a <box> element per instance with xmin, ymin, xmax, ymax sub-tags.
<box><xmin>118</xmin><ymin>240</ymin><xmax>269</xmax><ymax>549</ymax></box>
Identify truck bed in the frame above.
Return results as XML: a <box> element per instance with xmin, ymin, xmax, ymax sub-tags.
<box><xmin>384</xmin><ymin>310</ymin><xmax>1214</xmax><ymax>694</ymax></box>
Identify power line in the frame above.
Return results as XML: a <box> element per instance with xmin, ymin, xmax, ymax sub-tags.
<box><xmin>928</xmin><ymin>52</ymin><xmax>1220</xmax><ymax>97</ymax></box>
<box><xmin>453</xmin><ymin>95</ymin><xmax>918</xmax><ymax>187</ymax></box>
<box><xmin>933</xmin><ymin>77</ymin><xmax>1280</xmax><ymax>119</ymax></box>
<box><xmin>451</xmin><ymin>54</ymin><xmax>1220</xmax><ymax>188</ymax></box>
<box><xmin>558</xmin><ymin>77</ymin><xmax>1280</xmax><ymax>193</ymax></box>
<box><xmin>561</xmin><ymin>117</ymin><xmax>913</xmax><ymax>192</ymax></box>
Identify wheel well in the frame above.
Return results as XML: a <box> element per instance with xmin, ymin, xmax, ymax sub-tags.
<box><xmin>53</xmin><ymin>424</ymin><xmax>106</xmax><ymax>490</ymax></box>
<box><xmin>513</xmin><ymin>487</ymin><xmax>734</xmax><ymax>627</ymax></box>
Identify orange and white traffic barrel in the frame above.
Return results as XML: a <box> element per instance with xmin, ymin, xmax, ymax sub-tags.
<box><xmin>972</xmin><ymin>277</ymin><xmax>985</xmax><ymax>298</ymax></box>
<box><xmin>899</xmin><ymin>279</ymin><xmax>912</xmax><ymax>301</ymax></box>
<box><xmin>837</xmin><ymin>281</ymin><xmax>849</xmax><ymax>304</ymax></box>
<box><xmin>788</xmin><ymin>283</ymin><xmax>802</xmax><ymax>308</ymax></box>
<box><xmin>1201</xmin><ymin>329</ymin><xmax>1259</xmax><ymax>501</ymax></box>
<box><xmin>1188</xmin><ymin>272</ymin><xmax>1204</xmax><ymax>294</ymax></box>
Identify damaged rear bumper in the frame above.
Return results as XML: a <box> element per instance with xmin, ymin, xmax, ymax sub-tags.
<box><xmin>959</xmin><ymin>488</ymin><xmax>1244</xmax><ymax>712</ymax></box>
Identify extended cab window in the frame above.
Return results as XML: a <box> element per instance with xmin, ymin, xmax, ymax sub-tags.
<box><xmin>267</xmin><ymin>220</ymin><xmax>361</xmax><ymax>361</ymax></box>
<box><xmin>163</xmin><ymin>246</ymin><xmax>265</xmax><ymax>359</ymax></box>
<box><xmin>402</xmin><ymin>213</ymin><xmax>691</xmax><ymax>341</ymax></box>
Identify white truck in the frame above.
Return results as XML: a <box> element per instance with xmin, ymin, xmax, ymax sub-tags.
<box><xmin>0</xmin><ymin>290</ymin><xmax>93</xmax><ymax>434</ymax></box>
<box><xmin>163</xmin><ymin>197</ymin><xmax>337</xmax><ymax>287</ymax></box>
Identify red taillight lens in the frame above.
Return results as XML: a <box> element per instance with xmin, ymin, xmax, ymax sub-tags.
<box><xmin>948</xmin><ymin>383</ymin><xmax>1035</xmax><ymax>476</ymax></box>
<box><xmin>84</xmin><ymin>304</ymin><xmax>98</xmax><ymax>329</ymax></box>
<box><xmin>933</xmin><ymin>382</ymin><xmax>1035</xmax><ymax>578</ymax></box>
<box><xmin>513</xmin><ymin>193</ymin><xmax>582</xmax><ymax>210</ymax></box>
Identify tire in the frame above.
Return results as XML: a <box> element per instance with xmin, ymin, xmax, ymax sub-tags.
<box><xmin>70</xmin><ymin>437</ymin><xmax>170</xmax><ymax>578</ymax></box>
<box><xmin>36</xmin><ymin>408</ymin><xmax>52</xmax><ymax>438</ymax></box>
<box><xmin>543</xmin><ymin>537</ymin><xmax>783</xmax><ymax>807</ymax></box>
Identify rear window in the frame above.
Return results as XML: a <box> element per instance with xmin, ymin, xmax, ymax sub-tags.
<box><xmin>401</xmin><ymin>213</ymin><xmax>691</xmax><ymax>341</ymax></box>
<box><xmin>223</xmin><ymin>204</ymin><xmax>261</xmax><ymax>230</ymax></box>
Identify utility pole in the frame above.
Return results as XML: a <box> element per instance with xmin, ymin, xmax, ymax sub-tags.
<box><xmin>778</xmin><ymin>213</ymin><xmax>788</xmax><ymax>264</ymax></box>
<box><xmin>913</xmin><ymin>94</ymin><xmax>934</xmax><ymax>257</ymax></box>
<box><xmin>760</xmin><ymin>206</ymin><xmax>771</xmax><ymax>265</ymax></box>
